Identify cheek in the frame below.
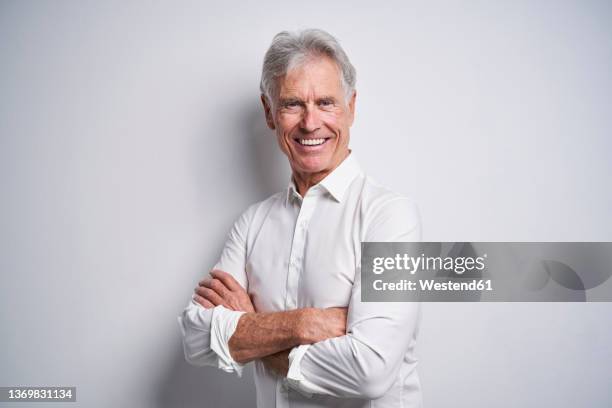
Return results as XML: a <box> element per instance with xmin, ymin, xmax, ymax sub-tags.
<box><xmin>322</xmin><ymin>110</ymin><xmax>349</xmax><ymax>132</ymax></box>
<box><xmin>276</xmin><ymin>132</ymin><xmax>291</xmax><ymax>151</ymax></box>
<box><xmin>276</xmin><ymin>130</ymin><xmax>295</xmax><ymax>156</ymax></box>
<box><xmin>325</xmin><ymin>122</ymin><xmax>346</xmax><ymax>144</ymax></box>
<box><xmin>278</xmin><ymin>124</ymin><xmax>298</xmax><ymax>142</ymax></box>
<box><xmin>277</xmin><ymin>112</ymin><xmax>299</xmax><ymax>128</ymax></box>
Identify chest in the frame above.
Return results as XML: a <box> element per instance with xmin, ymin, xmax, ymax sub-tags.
<box><xmin>245</xmin><ymin>197</ymin><xmax>361</xmax><ymax>312</ymax></box>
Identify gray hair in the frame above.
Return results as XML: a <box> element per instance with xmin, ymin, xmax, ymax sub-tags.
<box><xmin>259</xmin><ymin>28</ymin><xmax>356</xmax><ymax>105</ymax></box>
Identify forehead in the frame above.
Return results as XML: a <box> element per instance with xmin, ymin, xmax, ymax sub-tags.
<box><xmin>278</xmin><ymin>56</ymin><xmax>343</xmax><ymax>97</ymax></box>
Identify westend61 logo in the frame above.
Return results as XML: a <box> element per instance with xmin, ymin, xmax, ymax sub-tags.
<box><xmin>372</xmin><ymin>253</ymin><xmax>487</xmax><ymax>275</ymax></box>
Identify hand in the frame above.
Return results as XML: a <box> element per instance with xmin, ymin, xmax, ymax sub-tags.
<box><xmin>297</xmin><ymin>307</ymin><xmax>348</xmax><ymax>344</ymax></box>
<box><xmin>261</xmin><ymin>349</ymin><xmax>290</xmax><ymax>377</ymax></box>
<box><xmin>194</xmin><ymin>269</ymin><xmax>255</xmax><ymax>313</ymax></box>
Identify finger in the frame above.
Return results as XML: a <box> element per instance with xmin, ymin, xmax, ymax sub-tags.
<box><xmin>195</xmin><ymin>286</ymin><xmax>228</xmax><ymax>308</ymax></box>
<box><xmin>210</xmin><ymin>269</ymin><xmax>242</xmax><ymax>292</ymax></box>
<box><xmin>193</xmin><ymin>294</ymin><xmax>214</xmax><ymax>309</ymax></box>
<box><xmin>200</xmin><ymin>278</ymin><xmax>230</xmax><ymax>298</ymax></box>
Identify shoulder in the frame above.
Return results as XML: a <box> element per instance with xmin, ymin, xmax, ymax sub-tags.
<box><xmin>357</xmin><ymin>176</ymin><xmax>422</xmax><ymax>242</ymax></box>
<box><xmin>234</xmin><ymin>191</ymin><xmax>286</xmax><ymax>229</ymax></box>
<box><xmin>357</xmin><ymin>175</ymin><xmax>419</xmax><ymax>216</ymax></box>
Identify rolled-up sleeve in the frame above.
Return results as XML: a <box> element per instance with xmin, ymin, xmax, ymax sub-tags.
<box><xmin>286</xmin><ymin>197</ymin><xmax>422</xmax><ymax>399</ymax></box>
<box><xmin>177</xmin><ymin>205</ymin><xmax>253</xmax><ymax>375</ymax></box>
<box><xmin>178</xmin><ymin>301</ymin><xmax>246</xmax><ymax>374</ymax></box>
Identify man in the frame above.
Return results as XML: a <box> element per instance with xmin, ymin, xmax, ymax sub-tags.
<box><xmin>178</xmin><ymin>28</ymin><xmax>422</xmax><ymax>407</ymax></box>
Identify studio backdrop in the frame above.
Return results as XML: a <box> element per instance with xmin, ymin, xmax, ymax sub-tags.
<box><xmin>1</xmin><ymin>1</ymin><xmax>611</xmax><ymax>407</ymax></box>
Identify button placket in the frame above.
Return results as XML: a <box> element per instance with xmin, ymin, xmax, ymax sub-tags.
<box><xmin>285</xmin><ymin>195</ymin><xmax>315</xmax><ymax>310</ymax></box>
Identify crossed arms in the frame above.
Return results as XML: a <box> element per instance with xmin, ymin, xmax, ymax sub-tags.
<box><xmin>182</xmin><ymin>266</ymin><xmax>420</xmax><ymax>399</ymax></box>
<box><xmin>179</xmin><ymin>197</ymin><xmax>421</xmax><ymax>399</ymax></box>
<box><xmin>193</xmin><ymin>269</ymin><xmax>348</xmax><ymax>376</ymax></box>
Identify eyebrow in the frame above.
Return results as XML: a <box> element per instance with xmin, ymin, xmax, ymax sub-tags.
<box><xmin>278</xmin><ymin>96</ymin><xmax>338</xmax><ymax>106</ymax></box>
<box><xmin>317</xmin><ymin>96</ymin><xmax>337</xmax><ymax>104</ymax></box>
<box><xmin>279</xmin><ymin>97</ymin><xmax>304</xmax><ymax>106</ymax></box>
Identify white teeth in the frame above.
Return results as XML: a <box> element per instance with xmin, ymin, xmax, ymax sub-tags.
<box><xmin>298</xmin><ymin>138</ymin><xmax>326</xmax><ymax>146</ymax></box>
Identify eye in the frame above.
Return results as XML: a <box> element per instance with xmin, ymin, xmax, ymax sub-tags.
<box><xmin>281</xmin><ymin>100</ymin><xmax>302</xmax><ymax>110</ymax></box>
<box><xmin>319</xmin><ymin>99</ymin><xmax>333</xmax><ymax>106</ymax></box>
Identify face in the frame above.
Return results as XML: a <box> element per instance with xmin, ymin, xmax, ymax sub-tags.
<box><xmin>262</xmin><ymin>56</ymin><xmax>356</xmax><ymax>179</ymax></box>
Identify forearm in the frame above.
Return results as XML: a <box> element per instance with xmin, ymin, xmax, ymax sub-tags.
<box><xmin>228</xmin><ymin>309</ymin><xmax>304</xmax><ymax>364</ymax></box>
<box><xmin>292</xmin><ymin>334</ymin><xmax>393</xmax><ymax>398</ymax></box>
<box><xmin>286</xmin><ymin>302</ymin><xmax>421</xmax><ymax>399</ymax></box>
<box><xmin>229</xmin><ymin>305</ymin><xmax>347</xmax><ymax>364</ymax></box>
<box><xmin>260</xmin><ymin>349</ymin><xmax>290</xmax><ymax>376</ymax></box>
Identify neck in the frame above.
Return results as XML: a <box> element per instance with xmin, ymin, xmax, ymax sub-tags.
<box><xmin>292</xmin><ymin>151</ymin><xmax>350</xmax><ymax>197</ymax></box>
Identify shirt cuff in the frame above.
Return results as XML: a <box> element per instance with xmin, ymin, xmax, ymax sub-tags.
<box><xmin>286</xmin><ymin>344</ymin><xmax>315</xmax><ymax>397</ymax></box>
<box><xmin>209</xmin><ymin>305</ymin><xmax>246</xmax><ymax>376</ymax></box>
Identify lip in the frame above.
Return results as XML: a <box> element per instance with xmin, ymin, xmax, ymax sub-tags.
<box><xmin>292</xmin><ymin>137</ymin><xmax>331</xmax><ymax>152</ymax></box>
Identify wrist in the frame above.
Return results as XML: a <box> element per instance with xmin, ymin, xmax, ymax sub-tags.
<box><xmin>292</xmin><ymin>308</ymin><xmax>315</xmax><ymax>344</ymax></box>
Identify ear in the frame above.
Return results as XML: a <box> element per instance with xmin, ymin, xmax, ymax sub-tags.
<box><xmin>347</xmin><ymin>90</ymin><xmax>356</xmax><ymax>126</ymax></box>
<box><xmin>261</xmin><ymin>94</ymin><xmax>276</xmax><ymax>130</ymax></box>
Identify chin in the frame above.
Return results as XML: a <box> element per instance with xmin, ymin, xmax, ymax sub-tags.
<box><xmin>296</xmin><ymin>165</ymin><xmax>327</xmax><ymax>175</ymax></box>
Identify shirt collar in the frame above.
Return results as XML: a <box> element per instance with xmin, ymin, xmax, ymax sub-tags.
<box><xmin>285</xmin><ymin>152</ymin><xmax>363</xmax><ymax>206</ymax></box>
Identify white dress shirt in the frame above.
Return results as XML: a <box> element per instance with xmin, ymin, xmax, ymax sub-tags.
<box><xmin>178</xmin><ymin>153</ymin><xmax>423</xmax><ymax>407</ymax></box>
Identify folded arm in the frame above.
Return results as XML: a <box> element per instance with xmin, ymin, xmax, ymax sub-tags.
<box><xmin>286</xmin><ymin>289</ymin><xmax>421</xmax><ymax>399</ymax></box>
<box><xmin>285</xmin><ymin>197</ymin><xmax>423</xmax><ymax>399</ymax></box>
<box><xmin>227</xmin><ymin>302</ymin><xmax>346</xmax><ymax>364</ymax></box>
<box><xmin>178</xmin><ymin>205</ymin><xmax>348</xmax><ymax>375</ymax></box>
<box><xmin>179</xmin><ymin>194</ymin><xmax>421</xmax><ymax>396</ymax></box>
<box><xmin>180</xmin><ymin>269</ymin><xmax>347</xmax><ymax>374</ymax></box>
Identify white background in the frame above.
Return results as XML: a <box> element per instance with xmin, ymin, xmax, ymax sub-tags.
<box><xmin>1</xmin><ymin>1</ymin><xmax>611</xmax><ymax>407</ymax></box>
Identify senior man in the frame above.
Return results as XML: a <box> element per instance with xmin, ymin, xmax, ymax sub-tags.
<box><xmin>178</xmin><ymin>28</ymin><xmax>422</xmax><ymax>407</ymax></box>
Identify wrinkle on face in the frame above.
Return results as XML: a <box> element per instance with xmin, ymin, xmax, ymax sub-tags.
<box><xmin>264</xmin><ymin>55</ymin><xmax>355</xmax><ymax>194</ymax></box>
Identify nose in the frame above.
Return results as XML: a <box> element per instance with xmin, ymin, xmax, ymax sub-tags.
<box><xmin>299</xmin><ymin>105</ymin><xmax>322</xmax><ymax>133</ymax></box>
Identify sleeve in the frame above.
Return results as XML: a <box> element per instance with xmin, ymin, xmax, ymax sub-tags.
<box><xmin>177</xmin><ymin>206</ymin><xmax>254</xmax><ymax>376</ymax></box>
<box><xmin>286</xmin><ymin>197</ymin><xmax>422</xmax><ymax>399</ymax></box>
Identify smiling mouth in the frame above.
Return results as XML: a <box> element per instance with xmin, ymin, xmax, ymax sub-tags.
<box><xmin>295</xmin><ymin>137</ymin><xmax>331</xmax><ymax>146</ymax></box>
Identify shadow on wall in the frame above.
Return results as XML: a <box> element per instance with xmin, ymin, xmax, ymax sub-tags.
<box><xmin>243</xmin><ymin>102</ymin><xmax>290</xmax><ymax>200</ymax></box>
<box><xmin>155</xmin><ymin>100</ymin><xmax>286</xmax><ymax>407</ymax></box>
<box><xmin>192</xmin><ymin>96</ymin><xmax>289</xmax><ymax>211</ymax></box>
